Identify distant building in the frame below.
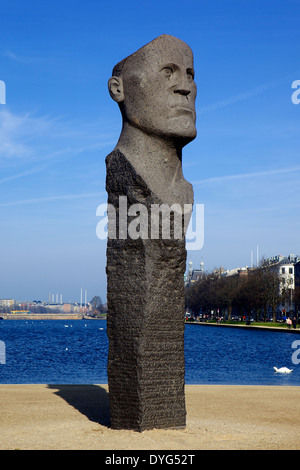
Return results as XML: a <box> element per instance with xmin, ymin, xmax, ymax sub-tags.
<box><xmin>185</xmin><ymin>259</ymin><xmax>205</xmax><ymax>286</ymax></box>
<box><xmin>294</xmin><ymin>261</ymin><xmax>300</xmax><ymax>290</ymax></box>
<box><xmin>263</xmin><ymin>254</ymin><xmax>300</xmax><ymax>293</ymax></box>
<box><xmin>221</xmin><ymin>266</ymin><xmax>249</xmax><ymax>278</ymax></box>
<box><xmin>264</xmin><ymin>254</ymin><xmax>285</xmax><ymax>265</ymax></box>
<box><xmin>278</xmin><ymin>259</ymin><xmax>295</xmax><ymax>291</ymax></box>
<box><xmin>0</xmin><ymin>299</ymin><xmax>15</xmax><ymax>309</ymax></box>
<box><xmin>262</xmin><ymin>254</ymin><xmax>300</xmax><ymax>315</ymax></box>
<box><xmin>264</xmin><ymin>254</ymin><xmax>300</xmax><ymax>266</ymax></box>
<box><xmin>63</xmin><ymin>303</ymin><xmax>74</xmax><ymax>313</ymax></box>
<box><xmin>45</xmin><ymin>303</ymin><xmax>64</xmax><ymax>312</ymax></box>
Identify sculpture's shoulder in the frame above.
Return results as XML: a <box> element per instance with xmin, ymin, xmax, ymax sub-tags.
<box><xmin>106</xmin><ymin>149</ymin><xmax>154</xmax><ymax>204</ymax></box>
<box><xmin>105</xmin><ymin>149</ymin><xmax>131</xmax><ymax>173</ymax></box>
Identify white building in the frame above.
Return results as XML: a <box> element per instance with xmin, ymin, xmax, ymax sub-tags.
<box><xmin>264</xmin><ymin>254</ymin><xmax>300</xmax><ymax>315</ymax></box>
<box><xmin>264</xmin><ymin>254</ymin><xmax>299</xmax><ymax>293</ymax></box>
<box><xmin>279</xmin><ymin>260</ymin><xmax>295</xmax><ymax>291</ymax></box>
<box><xmin>0</xmin><ymin>299</ymin><xmax>15</xmax><ymax>309</ymax></box>
<box><xmin>185</xmin><ymin>259</ymin><xmax>205</xmax><ymax>286</ymax></box>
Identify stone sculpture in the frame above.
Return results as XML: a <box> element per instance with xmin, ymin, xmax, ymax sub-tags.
<box><xmin>106</xmin><ymin>34</ymin><xmax>196</xmax><ymax>431</ymax></box>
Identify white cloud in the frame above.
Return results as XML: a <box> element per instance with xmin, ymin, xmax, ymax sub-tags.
<box><xmin>0</xmin><ymin>108</ymin><xmax>115</xmax><ymax>166</ymax></box>
<box><xmin>197</xmin><ymin>72</ymin><xmax>300</xmax><ymax>115</ymax></box>
<box><xmin>0</xmin><ymin>191</ymin><xmax>105</xmax><ymax>207</ymax></box>
<box><xmin>192</xmin><ymin>165</ymin><xmax>300</xmax><ymax>185</ymax></box>
<box><xmin>0</xmin><ymin>164</ymin><xmax>47</xmax><ymax>184</ymax></box>
<box><xmin>0</xmin><ymin>109</ymin><xmax>52</xmax><ymax>158</ymax></box>
<box><xmin>1</xmin><ymin>49</ymin><xmax>42</xmax><ymax>64</ymax></box>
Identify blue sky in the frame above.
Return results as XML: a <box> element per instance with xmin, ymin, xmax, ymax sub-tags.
<box><xmin>0</xmin><ymin>0</ymin><xmax>299</xmax><ymax>303</ymax></box>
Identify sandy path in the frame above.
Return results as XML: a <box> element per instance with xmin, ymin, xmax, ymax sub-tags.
<box><xmin>0</xmin><ymin>384</ymin><xmax>299</xmax><ymax>450</ymax></box>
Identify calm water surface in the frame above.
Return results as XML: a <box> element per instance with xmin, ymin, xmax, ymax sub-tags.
<box><xmin>0</xmin><ymin>320</ymin><xmax>299</xmax><ymax>385</ymax></box>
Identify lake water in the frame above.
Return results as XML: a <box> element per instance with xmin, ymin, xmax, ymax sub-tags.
<box><xmin>0</xmin><ymin>320</ymin><xmax>300</xmax><ymax>386</ymax></box>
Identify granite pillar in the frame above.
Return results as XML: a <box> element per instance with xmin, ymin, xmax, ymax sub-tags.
<box><xmin>106</xmin><ymin>35</ymin><xmax>197</xmax><ymax>431</ymax></box>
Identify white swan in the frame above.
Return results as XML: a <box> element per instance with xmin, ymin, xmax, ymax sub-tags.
<box><xmin>274</xmin><ymin>367</ymin><xmax>293</xmax><ymax>373</ymax></box>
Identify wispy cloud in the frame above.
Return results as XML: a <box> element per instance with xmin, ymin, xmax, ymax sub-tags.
<box><xmin>1</xmin><ymin>49</ymin><xmax>42</xmax><ymax>64</ymax></box>
<box><xmin>193</xmin><ymin>165</ymin><xmax>300</xmax><ymax>185</ymax></box>
<box><xmin>0</xmin><ymin>164</ymin><xmax>48</xmax><ymax>184</ymax></box>
<box><xmin>197</xmin><ymin>72</ymin><xmax>299</xmax><ymax>115</ymax></box>
<box><xmin>0</xmin><ymin>192</ymin><xmax>105</xmax><ymax>208</ymax></box>
<box><xmin>0</xmin><ymin>109</ymin><xmax>53</xmax><ymax>158</ymax></box>
<box><xmin>0</xmin><ymin>108</ymin><xmax>115</xmax><ymax>164</ymax></box>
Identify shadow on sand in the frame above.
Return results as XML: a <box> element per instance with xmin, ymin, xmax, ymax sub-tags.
<box><xmin>47</xmin><ymin>384</ymin><xmax>110</xmax><ymax>427</ymax></box>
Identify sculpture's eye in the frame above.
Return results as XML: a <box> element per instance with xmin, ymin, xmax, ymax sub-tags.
<box><xmin>187</xmin><ymin>69</ymin><xmax>194</xmax><ymax>80</ymax></box>
<box><xmin>161</xmin><ymin>67</ymin><xmax>173</xmax><ymax>78</ymax></box>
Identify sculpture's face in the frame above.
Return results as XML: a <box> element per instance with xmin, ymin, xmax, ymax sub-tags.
<box><xmin>117</xmin><ymin>36</ymin><xmax>197</xmax><ymax>145</ymax></box>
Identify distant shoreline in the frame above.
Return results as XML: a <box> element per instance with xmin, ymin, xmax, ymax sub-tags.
<box><xmin>1</xmin><ymin>316</ymin><xmax>299</xmax><ymax>332</ymax></box>
<box><xmin>0</xmin><ymin>313</ymin><xmax>106</xmax><ymax>321</ymax></box>
<box><xmin>186</xmin><ymin>321</ymin><xmax>300</xmax><ymax>333</ymax></box>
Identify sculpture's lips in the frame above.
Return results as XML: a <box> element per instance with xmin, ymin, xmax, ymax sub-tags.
<box><xmin>173</xmin><ymin>107</ymin><xmax>195</xmax><ymax>115</ymax></box>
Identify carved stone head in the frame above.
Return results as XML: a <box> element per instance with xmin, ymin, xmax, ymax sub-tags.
<box><xmin>108</xmin><ymin>34</ymin><xmax>197</xmax><ymax>147</ymax></box>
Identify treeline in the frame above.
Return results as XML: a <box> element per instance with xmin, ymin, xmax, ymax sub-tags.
<box><xmin>185</xmin><ymin>266</ymin><xmax>300</xmax><ymax>323</ymax></box>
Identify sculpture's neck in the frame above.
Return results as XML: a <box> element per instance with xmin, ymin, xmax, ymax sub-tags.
<box><xmin>116</xmin><ymin>123</ymin><xmax>183</xmax><ymax>175</ymax></box>
<box><xmin>114</xmin><ymin>123</ymin><xmax>193</xmax><ymax>207</ymax></box>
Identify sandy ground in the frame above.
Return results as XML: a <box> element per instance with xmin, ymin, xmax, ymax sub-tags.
<box><xmin>0</xmin><ymin>384</ymin><xmax>300</xmax><ymax>450</ymax></box>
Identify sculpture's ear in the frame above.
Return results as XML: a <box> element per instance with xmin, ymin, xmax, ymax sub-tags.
<box><xmin>108</xmin><ymin>76</ymin><xmax>124</xmax><ymax>103</ymax></box>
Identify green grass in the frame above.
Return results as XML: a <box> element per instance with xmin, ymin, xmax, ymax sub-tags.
<box><xmin>189</xmin><ymin>319</ymin><xmax>298</xmax><ymax>329</ymax></box>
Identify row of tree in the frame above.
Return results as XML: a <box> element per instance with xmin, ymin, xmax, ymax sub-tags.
<box><xmin>89</xmin><ymin>296</ymin><xmax>105</xmax><ymax>317</ymax></box>
<box><xmin>185</xmin><ymin>266</ymin><xmax>300</xmax><ymax>322</ymax></box>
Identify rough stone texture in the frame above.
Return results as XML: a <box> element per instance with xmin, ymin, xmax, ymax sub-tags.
<box><xmin>106</xmin><ymin>150</ymin><xmax>187</xmax><ymax>431</ymax></box>
<box><xmin>106</xmin><ymin>34</ymin><xmax>196</xmax><ymax>431</ymax></box>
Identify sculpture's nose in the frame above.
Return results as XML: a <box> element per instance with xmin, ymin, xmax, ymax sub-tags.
<box><xmin>173</xmin><ymin>71</ymin><xmax>193</xmax><ymax>97</ymax></box>
<box><xmin>174</xmin><ymin>88</ymin><xmax>190</xmax><ymax>96</ymax></box>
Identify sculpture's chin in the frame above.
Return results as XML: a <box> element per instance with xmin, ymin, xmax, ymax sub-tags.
<box><xmin>168</xmin><ymin>129</ymin><xmax>197</xmax><ymax>148</ymax></box>
<box><xmin>165</xmin><ymin>118</ymin><xmax>197</xmax><ymax>143</ymax></box>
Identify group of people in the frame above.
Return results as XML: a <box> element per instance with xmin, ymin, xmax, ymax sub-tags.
<box><xmin>286</xmin><ymin>316</ymin><xmax>298</xmax><ymax>329</ymax></box>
